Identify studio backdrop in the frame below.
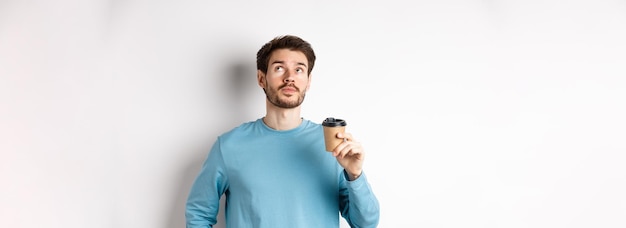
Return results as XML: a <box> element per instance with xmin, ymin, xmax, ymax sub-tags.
<box><xmin>1</xmin><ymin>1</ymin><xmax>625</xmax><ymax>227</ymax></box>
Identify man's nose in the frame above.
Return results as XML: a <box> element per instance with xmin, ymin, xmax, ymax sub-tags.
<box><xmin>283</xmin><ymin>71</ymin><xmax>295</xmax><ymax>83</ymax></box>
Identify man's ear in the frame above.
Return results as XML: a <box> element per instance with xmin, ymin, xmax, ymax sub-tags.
<box><xmin>257</xmin><ymin>70</ymin><xmax>266</xmax><ymax>88</ymax></box>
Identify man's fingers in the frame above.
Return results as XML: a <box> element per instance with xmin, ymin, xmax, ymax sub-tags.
<box><xmin>337</xmin><ymin>132</ymin><xmax>353</xmax><ymax>141</ymax></box>
<box><xmin>336</xmin><ymin>143</ymin><xmax>362</xmax><ymax>159</ymax></box>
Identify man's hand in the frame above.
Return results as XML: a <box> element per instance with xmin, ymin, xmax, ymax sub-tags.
<box><xmin>330</xmin><ymin>132</ymin><xmax>364</xmax><ymax>180</ymax></box>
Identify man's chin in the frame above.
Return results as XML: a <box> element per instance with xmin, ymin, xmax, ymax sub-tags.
<box><xmin>276</xmin><ymin>98</ymin><xmax>304</xmax><ymax>109</ymax></box>
<box><xmin>278</xmin><ymin>102</ymin><xmax>301</xmax><ymax>109</ymax></box>
<box><xmin>266</xmin><ymin>93</ymin><xmax>305</xmax><ymax>109</ymax></box>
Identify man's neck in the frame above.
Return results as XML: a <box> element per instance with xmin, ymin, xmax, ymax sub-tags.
<box><xmin>263</xmin><ymin>105</ymin><xmax>302</xmax><ymax>131</ymax></box>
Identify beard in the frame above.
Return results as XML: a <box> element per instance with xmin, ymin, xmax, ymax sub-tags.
<box><xmin>264</xmin><ymin>83</ymin><xmax>306</xmax><ymax>109</ymax></box>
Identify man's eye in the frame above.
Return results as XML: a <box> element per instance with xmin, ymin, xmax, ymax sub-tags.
<box><xmin>296</xmin><ymin>68</ymin><xmax>304</xmax><ymax>73</ymax></box>
<box><xmin>275</xmin><ymin>66</ymin><xmax>284</xmax><ymax>71</ymax></box>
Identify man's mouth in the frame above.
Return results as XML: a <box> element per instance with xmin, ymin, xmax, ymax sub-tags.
<box><xmin>280</xmin><ymin>85</ymin><xmax>298</xmax><ymax>93</ymax></box>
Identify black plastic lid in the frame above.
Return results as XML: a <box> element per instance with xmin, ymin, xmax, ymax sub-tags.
<box><xmin>322</xmin><ymin>117</ymin><xmax>347</xmax><ymax>127</ymax></box>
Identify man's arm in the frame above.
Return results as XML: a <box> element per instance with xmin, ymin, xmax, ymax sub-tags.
<box><xmin>186</xmin><ymin>140</ymin><xmax>229</xmax><ymax>228</ymax></box>
<box><xmin>339</xmin><ymin>170</ymin><xmax>380</xmax><ymax>228</ymax></box>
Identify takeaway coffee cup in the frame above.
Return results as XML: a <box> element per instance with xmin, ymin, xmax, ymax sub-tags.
<box><xmin>322</xmin><ymin>117</ymin><xmax>347</xmax><ymax>152</ymax></box>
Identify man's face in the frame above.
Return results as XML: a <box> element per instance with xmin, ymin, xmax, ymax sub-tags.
<box><xmin>258</xmin><ymin>49</ymin><xmax>311</xmax><ymax>109</ymax></box>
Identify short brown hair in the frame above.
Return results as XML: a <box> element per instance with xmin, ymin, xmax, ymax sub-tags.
<box><xmin>256</xmin><ymin>35</ymin><xmax>316</xmax><ymax>75</ymax></box>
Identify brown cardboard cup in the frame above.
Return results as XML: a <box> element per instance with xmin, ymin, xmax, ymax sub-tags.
<box><xmin>322</xmin><ymin>117</ymin><xmax>347</xmax><ymax>152</ymax></box>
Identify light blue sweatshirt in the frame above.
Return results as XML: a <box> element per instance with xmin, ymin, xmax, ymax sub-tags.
<box><xmin>186</xmin><ymin>118</ymin><xmax>380</xmax><ymax>228</ymax></box>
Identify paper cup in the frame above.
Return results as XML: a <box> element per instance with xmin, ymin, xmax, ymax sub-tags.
<box><xmin>322</xmin><ymin>117</ymin><xmax>347</xmax><ymax>152</ymax></box>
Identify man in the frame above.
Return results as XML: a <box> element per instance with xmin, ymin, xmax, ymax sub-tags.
<box><xmin>186</xmin><ymin>35</ymin><xmax>380</xmax><ymax>228</ymax></box>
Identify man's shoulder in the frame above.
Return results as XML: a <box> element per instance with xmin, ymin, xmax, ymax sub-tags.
<box><xmin>219</xmin><ymin>118</ymin><xmax>260</xmax><ymax>139</ymax></box>
<box><xmin>303</xmin><ymin>118</ymin><xmax>321</xmax><ymax>126</ymax></box>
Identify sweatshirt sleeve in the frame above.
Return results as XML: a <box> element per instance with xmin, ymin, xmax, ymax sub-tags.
<box><xmin>186</xmin><ymin>138</ymin><xmax>229</xmax><ymax>228</ymax></box>
<box><xmin>339</xmin><ymin>170</ymin><xmax>380</xmax><ymax>228</ymax></box>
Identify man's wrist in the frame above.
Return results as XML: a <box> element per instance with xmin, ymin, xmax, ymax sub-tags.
<box><xmin>346</xmin><ymin>170</ymin><xmax>362</xmax><ymax>181</ymax></box>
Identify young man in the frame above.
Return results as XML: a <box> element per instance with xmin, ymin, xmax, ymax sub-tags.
<box><xmin>185</xmin><ymin>35</ymin><xmax>380</xmax><ymax>228</ymax></box>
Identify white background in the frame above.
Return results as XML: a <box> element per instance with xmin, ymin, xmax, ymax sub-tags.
<box><xmin>1</xmin><ymin>0</ymin><xmax>625</xmax><ymax>227</ymax></box>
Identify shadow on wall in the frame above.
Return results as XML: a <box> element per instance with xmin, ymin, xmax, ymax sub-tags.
<box><xmin>166</xmin><ymin>60</ymin><xmax>257</xmax><ymax>228</ymax></box>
